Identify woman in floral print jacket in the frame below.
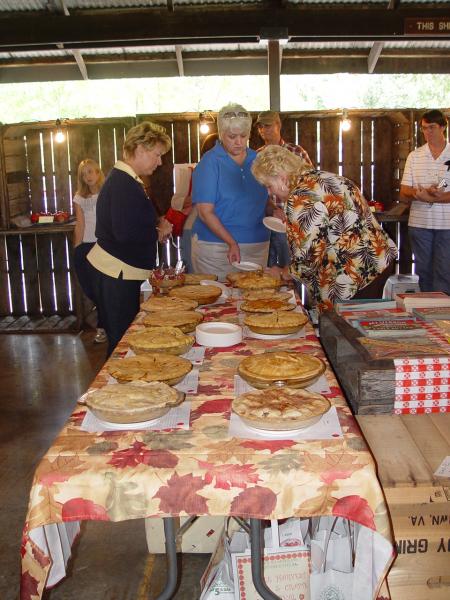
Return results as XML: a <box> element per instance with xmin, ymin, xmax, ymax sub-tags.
<box><xmin>252</xmin><ymin>145</ymin><xmax>397</xmax><ymax>312</ymax></box>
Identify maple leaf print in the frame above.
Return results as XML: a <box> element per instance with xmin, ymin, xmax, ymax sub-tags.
<box><xmin>332</xmin><ymin>495</ymin><xmax>375</xmax><ymax>530</ymax></box>
<box><xmin>62</xmin><ymin>498</ymin><xmax>109</xmax><ymax>521</ymax></box>
<box><xmin>198</xmin><ymin>460</ymin><xmax>260</xmax><ymax>490</ymax></box>
<box><xmin>108</xmin><ymin>440</ymin><xmax>178</xmax><ymax>469</ymax></box>
<box><xmin>191</xmin><ymin>398</ymin><xmax>231</xmax><ymax>420</ymax></box>
<box><xmin>230</xmin><ymin>486</ymin><xmax>277</xmax><ymax>518</ymax></box>
<box><xmin>240</xmin><ymin>439</ymin><xmax>297</xmax><ymax>454</ymax></box>
<box><xmin>154</xmin><ymin>473</ymin><xmax>208</xmax><ymax>513</ymax></box>
<box><xmin>20</xmin><ymin>571</ymin><xmax>40</xmax><ymax>600</ymax></box>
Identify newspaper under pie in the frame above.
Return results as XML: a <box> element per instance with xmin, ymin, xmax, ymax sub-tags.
<box><xmin>141</xmin><ymin>295</ymin><xmax>198</xmax><ymax>312</ymax></box>
<box><xmin>238</xmin><ymin>351</ymin><xmax>326</xmax><ymax>389</ymax></box>
<box><xmin>169</xmin><ymin>284</ymin><xmax>222</xmax><ymax>305</ymax></box>
<box><xmin>142</xmin><ymin>310</ymin><xmax>203</xmax><ymax>332</ymax></box>
<box><xmin>128</xmin><ymin>327</ymin><xmax>194</xmax><ymax>356</ymax></box>
<box><xmin>86</xmin><ymin>381</ymin><xmax>184</xmax><ymax>423</ymax></box>
<box><xmin>234</xmin><ymin>272</ymin><xmax>282</xmax><ymax>290</ymax></box>
<box><xmin>106</xmin><ymin>353</ymin><xmax>192</xmax><ymax>385</ymax></box>
<box><xmin>243</xmin><ymin>289</ymin><xmax>292</xmax><ymax>302</ymax></box>
<box><xmin>244</xmin><ymin>311</ymin><xmax>308</xmax><ymax>335</ymax></box>
<box><xmin>184</xmin><ymin>273</ymin><xmax>218</xmax><ymax>285</ymax></box>
<box><xmin>240</xmin><ymin>298</ymin><xmax>295</xmax><ymax>313</ymax></box>
<box><xmin>232</xmin><ymin>386</ymin><xmax>331</xmax><ymax>430</ymax></box>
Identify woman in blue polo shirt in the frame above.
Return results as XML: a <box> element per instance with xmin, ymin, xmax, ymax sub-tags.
<box><xmin>191</xmin><ymin>103</ymin><xmax>270</xmax><ymax>281</ymax></box>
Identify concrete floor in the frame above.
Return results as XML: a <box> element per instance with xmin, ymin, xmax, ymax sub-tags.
<box><xmin>0</xmin><ymin>330</ymin><xmax>209</xmax><ymax>600</ymax></box>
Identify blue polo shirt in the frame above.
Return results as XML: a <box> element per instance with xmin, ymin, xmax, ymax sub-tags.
<box><xmin>192</xmin><ymin>142</ymin><xmax>269</xmax><ymax>244</ymax></box>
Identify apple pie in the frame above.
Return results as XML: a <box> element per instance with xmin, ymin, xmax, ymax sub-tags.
<box><xmin>244</xmin><ymin>311</ymin><xmax>308</xmax><ymax>335</ymax></box>
<box><xmin>238</xmin><ymin>351</ymin><xmax>325</xmax><ymax>389</ymax></box>
<box><xmin>184</xmin><ymin>273</ymin><xmax>218</xmax><ymax>285</ymax></box>
<box><xmin>169</xmin><ymin>284</ymin><xmax>222</xmax><ymax>306</ymax></box>
<box><xmin>243</xmin><ymin>289</ymin><xmax>292</xmax><ymax>302</ymax></box>
<box><xmin>106</xmin><ymin>353</ymin><xmax>192</xmax><ymax>385</ymax></box>
<box><xmin>232</xmin><ymin>386</ymin><xmax>331</xmax><ymax>430</ymax></box>
<box><xmin>141</xmin><ymin>296</ymin><xmax>198</xmax><ymax>312</ymax></box>
<box><xmin>142</xmin><ymin>310</ymin><xmax>203</xmax><ymax>332</ymax></box>
<box><xmin>234</xmin><ymin>272</ymin><xmax>281</xmax><ymax>290</ymax></box>
<box><xmin>86</xmin><ymin>380</ymin><xmax>183</xmax><ymax>423</ymax></box>
<box><xmin>240</xmin><ymin>298</ymin><xmax>295</xmax><ymax>313</ymax></box>
<box><xmin>128</xmin><ymin>326</ymin><xmax>194</xmax><ymax>356</ymax></box>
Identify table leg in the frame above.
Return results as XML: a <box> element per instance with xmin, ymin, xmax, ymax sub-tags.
<box><xmin>249</xmin><ymin>519</ymin><xmax>282</xmax><ymax>600</ymax></box>
<box><xmin>154</xmin><ymin>517</ymin><xmax>179</xmax><ymax>600</ymax></box>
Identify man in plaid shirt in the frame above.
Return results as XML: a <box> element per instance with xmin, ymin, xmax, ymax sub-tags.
<box><xmin>256</xmin><ymin>110</ymin><xmax>313</xmax><ymax>268</ymax></box>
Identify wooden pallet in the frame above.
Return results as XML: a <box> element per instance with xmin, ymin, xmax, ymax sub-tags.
<box><xmin>0</xmin><ymin>314</ymin><xmax>77</xmax><ymax>333</ymax></box>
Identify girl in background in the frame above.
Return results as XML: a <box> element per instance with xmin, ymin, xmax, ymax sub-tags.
<box><xmin>73</xmin><ymin>158</ymin><xmax>106</xmax><ymax>343</ymax></box>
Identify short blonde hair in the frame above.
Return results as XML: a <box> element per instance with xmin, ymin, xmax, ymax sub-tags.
<box><xmin>123</xmin><ymin>121</ymin><xmax>171</xmax><ymax>159</ymax></box>
<box><xmin>217</xmin><ymin>103</ymin><xmax>252</xmax><ymax>140</ymax></box>
<box><xmin>76</xmin><ymin>158</ymin><xmax>105</xmax><ymax>198</ymax></box>
<box><xmin>251</xmin><ymin>145</ymin><xmax>309</xmax><ymax>188</ymax></box>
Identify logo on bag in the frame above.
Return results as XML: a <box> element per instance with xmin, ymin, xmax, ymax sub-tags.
<box><xmin>319</xmin><ymin>584</ymin><xmax>346</xmax><ymax>600</ymax></box>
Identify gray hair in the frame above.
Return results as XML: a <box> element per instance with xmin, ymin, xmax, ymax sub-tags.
<box><xmin>217</xmin><ymin>103</ymin><xmax>252</xmax><ymax>139</ymax></box>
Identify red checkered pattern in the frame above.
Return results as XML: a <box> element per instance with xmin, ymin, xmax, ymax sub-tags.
<box><xmin>394</xmin><ymin>356</ymin><xmax>450</xmax><ymax>414</ymax></box>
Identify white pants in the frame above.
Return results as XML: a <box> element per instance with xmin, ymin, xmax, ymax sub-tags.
<box><xmin>191</xmin><ymin>235</ymin><xmax>269</xmax><ymax>282</ymax></box>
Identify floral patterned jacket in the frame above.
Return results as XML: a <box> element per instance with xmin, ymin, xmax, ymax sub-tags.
<box><xmin>286</xmin><ymin>170</ymin><xmax>398</xmax><ymax>312</ymax></box>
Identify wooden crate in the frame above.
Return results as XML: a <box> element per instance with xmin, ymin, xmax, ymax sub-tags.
<box><xmin>319</xmin><ymin>310</ymin><xmax>398</xmax><ymax>414</ymax></box>
<box><xmin>357</xmin><ymin>414</ymin><xmax>450</xmax><ymax>600</ymax></box>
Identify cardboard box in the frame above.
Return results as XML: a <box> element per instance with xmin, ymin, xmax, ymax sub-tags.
<box><xmin>145</xmin><ymin>515</ymin><xmax>225</xmax><ymax>554</ymax></box>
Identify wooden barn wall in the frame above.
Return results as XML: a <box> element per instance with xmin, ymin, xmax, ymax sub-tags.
<box><xmin>0</xmin><ymin>109</ymin><xmax>448</xmax><ymax>319</ymax></box>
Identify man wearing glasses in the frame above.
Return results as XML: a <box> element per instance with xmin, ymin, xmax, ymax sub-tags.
<box><xmin>400</xmin><ymin>109</ymin><xmax>450</xmax><ymax>294</ymax></box>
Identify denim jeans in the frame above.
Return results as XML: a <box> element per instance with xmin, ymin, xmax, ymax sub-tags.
<box><xmin>409</xmin><ymin>227</ymin><xmax>450</xmax><ymax>295</ymax></box>
<box><xmin>268</xmin><ymin>231</ymin><xmax>290</xmax><ymax>267</ymax></box>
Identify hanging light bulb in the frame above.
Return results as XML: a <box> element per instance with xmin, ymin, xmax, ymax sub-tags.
<box><xmin>199</xmin><ymin>111</ymin><xmax>215</xmax><ymax>136</ymax></box>
<box><xmin>341</xmin><ymin>110</ymin><xmax>351</xmax><ymax>132</ymax></box>
<box><xmin>54</xmin><ymin>119</ymin><xmax>65</xmax><ymax>143</ymax></box>
<box><xmin>199</xmin><ymin>121</ymin><xmax>210</xmax><ymax>135</ymax></box>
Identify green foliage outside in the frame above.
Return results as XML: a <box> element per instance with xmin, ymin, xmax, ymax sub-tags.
<box><xmin>0</xmin><ymin>73</ymin><xmax>448</xmax><ymax>123</ymax></box>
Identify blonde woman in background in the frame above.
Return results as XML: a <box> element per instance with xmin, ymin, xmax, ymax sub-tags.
<box><xmin>87</xmin><ymin>121</ymin><xmax>172</xmax><ymax>357</ymax></box>
<box><xmin>73</xmin><ymin>158</ymin><xmax>106</xmax><ymax>343</ymax></box>
<box><xmin>191</xmin><ymin>103</ymin><xmax>269</xmax><ymax>281</ymax></box>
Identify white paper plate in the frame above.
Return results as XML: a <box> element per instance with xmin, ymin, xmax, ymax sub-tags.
<box><xmin>263</xmin><ymin>216</ymin><xmax>286</xmax><ymax>233</ymax></box>
<box><xmin>196</xmin><ymin>322</ymin><xmax>243</xmax><ymax>347</ymax></box>
<box><xmin>200</xmin><ymin>279</ymin><xmax>229</xmax><ymax>297</ymax></box>
<box><xmin>245</xmin><ymin>327</ymin><xmax>305</xmax><ymax>340</ymax></box>
<box><xmin>231</xmin><ymin>261</ymin><xmax>262</xmax><ymax>271</ymax></box>
<box><xmin>93</xmin><ymin>415</ymin><xmax>163</xmax><ymax>430</ymax></box>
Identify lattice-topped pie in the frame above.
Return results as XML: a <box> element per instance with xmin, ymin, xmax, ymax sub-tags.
<box><xmin>238</xmin><ymin>351</ymin><xmax>325</xmax><ymax>389</ymax></box>
<box><xmin>141</xmin><ymin>296</ymin><xmax>198</xmax><ymax>312</ymax></box>
<box><xmin>234</xmin><ymin>272</ymin><xmax>281</xmax><ymax>290</ymax></box>
<box><xmin>243</xmin><ymin>289</ymin><xmax>292</xmax><ymax>302</ymax></box>
<box><xmin>86</xmin><ymin>381</ymin><xmax>183</xmax><ymax>423</ymax></box>
<box><xmin>244</xmin><ymin>311</ymin><xmax>308</xmax><ymax>335</ymax></box>
<box><xmin>184</xmin><ymin>273</ymin><xmax>218</xmax><ymax>285</ymax></box>
<box><xmin>169</xmin><ymin>284</ymin><xmax>222</xmax><ymax>306</ymax></box>
<box><xmin>128</xmin><ymin>327</ymin><xmax>194</xmax><ymax>356</ymax></box>
<box><xmin>106</xmin><ymin>353</ymin><xmax>192</xmax><ymax>385</ymax></box>
<box><xmin>142</xmin><ymin>310</ymin><xmax>203</xmax><ymax>332</ymax></box>
<box><xmin>232</xmin><ymin>386</ymin><xmax>331</xmax><ymax>430</ymax></box>
<box><xmin>240</xmin><ymin>298</ymin><xmax>295</xmax><ymax>313</ymax></box>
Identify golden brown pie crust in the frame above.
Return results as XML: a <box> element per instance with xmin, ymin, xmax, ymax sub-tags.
<box><xmin>86</xmin><ymin>381</ymin><xmax>183</xmax><ymax>423</ymax></box>
<box><xmin>244</xmin><ymin>311</ymin><xmax>308</xmax><ymax>334</ymax></box>
<box><xmin>234</xmin><ymin>272</ymin><xmax>281</xmax><ymax>290</ymax></box>
<box><xmin>232</xmin><ymin>386</ymin><xmax>331</xmax><ymax>430</ymax></box>
<box><xmin>240</xmin><ymin>298</ymin><xmax>295</xmax><ymax>313</ymax></box>
<box><xmin>106</xmin><ymin>353</ymin><xmax>192</xmax><ymax>385</ymax></box>
<box><xmin>238</xmin><ymin>351</ymin><xmax>325</xmax><ymax>389</ymax></box>
<box><xmin>141</xmin><ymin>296</ymin><xmax>198</xmax><ymax>312</ymax></box>
<box><xmin>184</xmin><ymin>273</ymin><xmax>218</xmax><ymax>285</ymax></box>
<box><xmin>243</xmin><ymin>289</ymin><xmax>292</xmax><ymax>302</ymax></box>
<box><xmin>142</xmin><ymin>310</ymin><xmax>203</xmax><ymax>332</ymax></box>
<box><xmin>169</xmin><ymin>284</ymin><xmax>222</xmax><ymax>305</ymax></box>
<box><xmin>128</xmin><ymin>327</ymin><xmax>194</xmax><ymax>356</ymax></box>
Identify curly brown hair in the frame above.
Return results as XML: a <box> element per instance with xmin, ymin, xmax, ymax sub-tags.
<box><xmin>123</xmin><ymin>121</ymin><xmax>172</xmax><ymax>159</ymax></box>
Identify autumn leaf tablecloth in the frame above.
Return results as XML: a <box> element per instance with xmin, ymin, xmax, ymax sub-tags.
<box><xmin>21</xmin><ymin>297</ymin><xmax>393</xmax><ymax>600</ymax></box>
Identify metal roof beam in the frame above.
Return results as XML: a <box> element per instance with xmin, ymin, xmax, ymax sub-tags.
<box><xmin>0</xmin><ymin>8</ymin><xmax>449</xmax><ymax>50</ymax></box>
<box><xmin>175</xmin><ymin>45</ymin><xmax>184</xmax><ymax>77</ymax></box>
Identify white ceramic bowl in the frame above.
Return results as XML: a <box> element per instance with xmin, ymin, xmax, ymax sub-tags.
<box><xmin>195</xmin><ymin>322</ymin><xmax>243</xmax><ymax>347</ymax></box>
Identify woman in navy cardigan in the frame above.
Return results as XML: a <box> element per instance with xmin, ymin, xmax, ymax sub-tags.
<box><xmin>88</xmin><ymin>121</ymin><xmax>172</xmax><ymax>357</ymax></box>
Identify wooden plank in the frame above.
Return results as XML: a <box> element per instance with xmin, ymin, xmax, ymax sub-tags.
<box><xmin>20</xmin><ymin>233</ymin><xmax>40</xmax><ymax>315</ymax></box>
<box><xmin>362</xmin><ymin>117</ymin><xmax>373</xmax><ymax>201</ymax></box>
<box><xmin>0</xmin><ymin>316</ymin><xmax>16</xmax><ymax>329</ymax></box>
<box><xmin>51</xmin><ymin>232</ymin><xmax>71</xmax><ymax>315</ymax></box>
<box><xmin>98</xmin><ymin>124</ymin><xmax>116</xmax><ymax>177</ymax></box>
<box><xmin>281</xmin><ymin>117</ymin><xmax>296</xmax><ymax>146</ymax></box>
<box><xmin>0</xmin><ymin>235</ymin><xmax>11</xmax><ymax>315</ymax></box>
<box><xmin>53</xmin><ymin>129</ymin><xmax>70</xmax><ymax>214</ymax></box>
<box><xmin>68</xmin><ymin>126</ymin><xmax>86</xmax><ymax>195</ymax></box>
<box><xmin>319</xmin><ymin>117</ymin><xmax>339</xmax><ymax>173</ymax></box>
<box><xmin>297</xmin><ymin>118</ymin><xmax>317</xmax><ymax>167</ymax></box>
<box><xmin>172</xmin><ymin>120</ymin><xmax>190</xmax><ymax>164</ymax></box>
<box><xmin>41</xmin><ymin>129</ymin><xmax>56</xmax><ymax>214</ymax></box>
<box><xmin>401</xmin><ymin>414</ymin><xmax>450</xmax><ymax>477</ymax></box>
<box><xmin>373</xmin><ymin>116</ymin><xmax>393</xmax><ymax>206</ymax></box>
<box><xmin>357</xmin><ymin>415</ymin><xmax>434</xmax><ymax>488</ymax></box>
<box><xmin>5</xmin><ymin>235</ymin><xmax>25</xmax><ymax>315</ymax></box>
<box><xmin>342</xmin><ymin>116</ymin><xmax>362</xmax><ymax>186</ymax></box>
<box><xmin>429</xmin><ymin>414</ymin><xmax>450</xmax><ymax>446</ymax></box>
<box><xmin>5</xmin><ymin>315</ymin><xmax>29</xmax><ymax>329</ymax></box>
<box><xmin>189</xmin><ymin>121</ymin><xmax>200</xmax><ymax>164</ymax></box>
<box><xmin>26</xmin><ymin>128</ymin><xmax>44</xmax><ymax>214</ymax></box>
<box><xmin>36</xmin><ymin>233</ymin><xmax>55</xmax><ymax>315</ymax></box>
<box><xmin>114</xmin><ymin>122</ymin><xmax>128</xmax><ymax>161</ymax></box>
<box><xmin>82</xmin><ymin>125</ymin><xmax>100</xmax><ymax>163</ymax></box>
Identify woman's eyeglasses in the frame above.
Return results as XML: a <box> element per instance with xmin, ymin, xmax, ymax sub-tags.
<box><xmin>222</xmin><ymin>111</ymin><xmax>249</xmax><ymax>119</ymax></box>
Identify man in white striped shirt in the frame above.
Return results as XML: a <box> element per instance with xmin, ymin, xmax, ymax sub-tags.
<box><xmin>400</xmin><ymin>109</ymin><xmax>450</xmax><ymax>294</ymax></box>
